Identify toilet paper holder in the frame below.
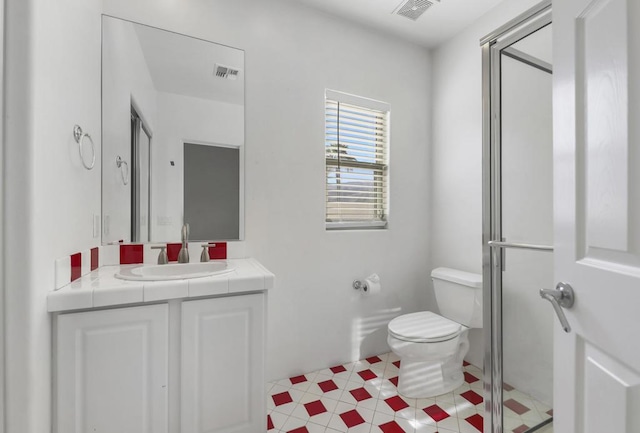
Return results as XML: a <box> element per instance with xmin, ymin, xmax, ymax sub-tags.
<box><xmin>354</xmin><ymin>274</ymin><xmax>381</xmax><ymax>294</ymax></box>
<box><xmin>353</xmin><ymin>279</ymin><xmax>368</xmax><ymax>292</ymax></box>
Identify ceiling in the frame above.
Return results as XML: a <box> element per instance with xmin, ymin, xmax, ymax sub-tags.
<box><xmin>290</xmin><ymin>0</ymin><xmax>505</xmax><ymax>48</ymax></box>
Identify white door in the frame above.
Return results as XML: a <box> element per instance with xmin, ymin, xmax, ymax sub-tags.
<box><xmin>55</xmin><ymin>304</ymin><xmax>169</xmax><ymax>433</ymax></box>
<box><xmin>181</xmin><ymin>294</ymin><xmax>265</xmax><ymax>433</ymax></box>
<box><xmin>554</xmin><ymin>0</ymin><xmax>640</xmax><ymax>431</ymax></box>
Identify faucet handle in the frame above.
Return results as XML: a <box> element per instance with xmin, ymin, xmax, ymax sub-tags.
<box><xmin>200</xmin><ymin>245</ymin><xmax>210</xmax><ymax>263</ymax></box>
<box><xmin>151</xmin><ymin>245</ymin><xmax>168</xmax><ymax>265</ymax></box>
<box><xmin>200</xmin><ymin>243</ymin><xmax>218</xmax><ymax>263</ymax></box>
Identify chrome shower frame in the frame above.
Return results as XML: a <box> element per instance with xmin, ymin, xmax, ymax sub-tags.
<box><xmin>480</xmin><ymin>2</ymin><xmax>552</xmax><ymax>432</ymax></box>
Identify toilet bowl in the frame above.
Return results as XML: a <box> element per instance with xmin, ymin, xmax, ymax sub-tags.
<box><xmin>387</xmin><ymin>268</ymin><xmax>482</xmax><ymax>399</ymax></box>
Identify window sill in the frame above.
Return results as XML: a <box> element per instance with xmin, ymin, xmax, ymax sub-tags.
<box><xmin>326</xmin><ymin>221</ymin><xmax>388</xmax><ymax>230</ymax></box>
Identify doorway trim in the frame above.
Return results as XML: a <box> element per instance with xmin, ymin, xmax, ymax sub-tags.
<box><xmin>480</xmin><ymin>2</ymin><xmax>552</xmax><ymax>432</ymax></box>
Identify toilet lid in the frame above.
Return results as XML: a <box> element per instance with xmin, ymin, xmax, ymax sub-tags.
<box><xmin>388</xmin><ymin>311</ymin><xmax>462</xmax><ymax>343</ymax></box>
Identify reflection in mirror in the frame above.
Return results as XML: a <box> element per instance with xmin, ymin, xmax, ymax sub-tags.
<box><xmin>184</xmin><ymin>143</ymin><xmax>240</xmax><ymax>240</ymax></box>
<box><xmin>101</xmin><ymin>16</ymin><xmax>244</xmax><ymax>244</ymax></box>
<box><xmin>131</xmin><ymin>107</ymin><xmax>151</xmax><ymax>242</ymax></box>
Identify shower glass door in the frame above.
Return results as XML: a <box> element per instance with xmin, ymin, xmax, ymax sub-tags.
<box><xmin>500</xmin><ymin>22</ymin><xmax>554</xmax><ymax>433</ymax></box>
<box><xmin>482</xmin><ymin>3</ymin><xmax>554</xmax><ymax>433</ymax></box>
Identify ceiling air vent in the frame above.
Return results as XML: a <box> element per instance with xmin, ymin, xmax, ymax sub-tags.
<box><xmin>393</xmin><ymin>0</ymin><xmax>436</xmax><ymax>21</ymax></box>
<box><xmin>214</xmin><ymin>64</ymin><xmax>240</xmax><ymax>80</ymax></box>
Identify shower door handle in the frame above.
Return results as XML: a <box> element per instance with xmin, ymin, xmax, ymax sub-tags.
<box><xmin>540</xmin><ymin>282</ymin><xmax>575</xmax><ymax>333</ymax></box>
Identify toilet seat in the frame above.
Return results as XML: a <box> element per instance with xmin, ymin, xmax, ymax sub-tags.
<box><xmin>388</xmin><ymin>311</ymin><xmax>463</xmax><ymax>343</ymax></box>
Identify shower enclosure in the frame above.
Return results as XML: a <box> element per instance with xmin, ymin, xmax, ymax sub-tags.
<box><xmin>481</xmin><ymin>2</ymin><xmax>554</xmax><ymax>433</ymax></box>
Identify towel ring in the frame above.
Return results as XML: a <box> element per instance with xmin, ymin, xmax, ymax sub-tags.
<box><xmin>73</xmin><ymin>125</ymin><xmax>96</xmax><ymax>170</ymax></box>
<box><xmin>116</xmin><ymin>155</ymin><xmax>129</xmax><ymax>185</ymax></box>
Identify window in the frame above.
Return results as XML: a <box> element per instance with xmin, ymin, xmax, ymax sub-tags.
<box><xmin>325</xmin><ymin>90</ymin><xmax>389</xmax><ymax>229</ymax></box>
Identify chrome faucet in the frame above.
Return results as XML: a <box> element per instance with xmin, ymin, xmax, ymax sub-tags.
<box><xmin>178</xmin><ymin>223</ymin><xmax>190</xmax><ymax>263</ymax></box>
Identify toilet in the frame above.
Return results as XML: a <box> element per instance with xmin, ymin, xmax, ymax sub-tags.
<box><xmin>387</xmin><ymin>267</ymin><xmax>482</xmax><ymax>398</ymax></box>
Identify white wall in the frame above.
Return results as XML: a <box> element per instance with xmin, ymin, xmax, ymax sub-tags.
<box><xmin>152</xmin><ymin>92</ymin><xmax>244</xmax><ymax>241</ymax></box>
<box><xmin>102</xmin><ymin>17</ymin><xmax>158</xmax><ymax>243</ymax></box>
<box><xmin>4</xmin><ymin>0</ymin><xmax>432</xmax><ymax>431</ymax></box>
<box><xmin>5</xmin><ymin>0</ymin><xmax>103</xmax><ymax>431</ymax></box>
<box><xmin>430</xmin><ymin>0</ymin><xmax>542</xmax><ymax>367</ymax></box>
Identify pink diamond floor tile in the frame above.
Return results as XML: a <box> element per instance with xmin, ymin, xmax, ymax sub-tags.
<box><xmin>267</xmin><ymin>352</ymin><xmax>554</xmax><ymax>433</ymax></box>
<box><xmin>504</xmin><ymin>398</ymin><xmax>531</xmax><ymax>415</ymax></box>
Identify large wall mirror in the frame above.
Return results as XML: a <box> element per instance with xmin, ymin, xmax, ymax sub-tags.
<box><xmin>101</xmin><ymin>16</ymin><xmax>245</xmax><ymax>244</ymax></box>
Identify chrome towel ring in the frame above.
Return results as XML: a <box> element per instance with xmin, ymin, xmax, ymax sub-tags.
<box><xmin>115</xmin><ymin>155</ymin><xmax>129</xmax><ymax>185</ymax></box>
<box><xmin>73</xmin><ymin>125</ymin><xmax>96</xmax><ymax>170</ymax></box>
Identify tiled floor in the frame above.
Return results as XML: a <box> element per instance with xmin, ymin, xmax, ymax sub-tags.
<box><xmin>267</xmin><ymin>352</ymin><xmax>553</xmax><ymax>433</ymax></box>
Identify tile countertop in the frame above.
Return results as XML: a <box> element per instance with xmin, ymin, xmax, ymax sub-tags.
<box><xmin>48</xmin><ymin>258</ymin><xmax>275</xmax><ymax>313</ymax></box>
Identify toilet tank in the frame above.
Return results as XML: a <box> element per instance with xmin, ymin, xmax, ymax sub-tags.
<box><xmin>431</xmin><ymin>267</ymin><xmax>483</xmax><ymax>328</ymax></box>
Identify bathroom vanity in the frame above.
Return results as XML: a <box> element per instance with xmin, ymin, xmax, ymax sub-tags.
<box><xmin>48</xmin><ymin>258</ymin><xmax>273</xmax><ymax>433</ymax></box>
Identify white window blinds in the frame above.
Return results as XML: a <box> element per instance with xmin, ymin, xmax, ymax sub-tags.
<box><xmin>325</xmin><ymin>90</ymin><xmax>389</xmax><ymax>229</ymax></box>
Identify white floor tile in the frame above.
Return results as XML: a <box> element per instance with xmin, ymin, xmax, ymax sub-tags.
<box><xmin>305</xmin><ymin>422</ymin><xmax>327</xmax><ymax>433</ymax></box>
<box><xmin>436</xmin><ymin>416</ymin><xmax>460</xmax><ymax>432</ymax></box>
<box><xmin>269</xmin><ymin>411</ymin><xmax>289</xmax><ymax>430</ymax></box>
<box><xmin>347</xmin><ymin>422</ymin><xmax>372</xmax><ymax>433</ymax></box>
<box><xmin>281</xmin><ymin>415</ymin><xmax>307</xmax><ymax>432</ymax></box>
<box><xmin>392</xmin><ymin>417</ymin><xmax>417</xmax><ymax>433</ymax></box>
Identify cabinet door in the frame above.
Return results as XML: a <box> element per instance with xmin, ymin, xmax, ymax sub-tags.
<box><xmin>56</xmin><ymin>304</ymin><xmax>169</xmax><ymax>433</ymax></box>
<box><xmin>181</xmin><ymin>294</ymin><xmax>265</xmax><ymax>433</ymax></box>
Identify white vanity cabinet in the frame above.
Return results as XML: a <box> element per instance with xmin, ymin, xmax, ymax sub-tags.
<box><xmin>51</xmin><ymin>258</ymin><xmax>273</xmax><ymax>433</ymax></box>
<box><xmin>181</xmin><ymin>293</ymin><xmax>265</xmax><ymax>433</ymax></box>
<box><xmin>54</xmin><ymin>293</ymin><xmax>266</xmax><ymax>433</ymax></box>
<box><xmin>55</xmin><ymin>304</ymin><xmax>169</xmax><ymax>433</ymax></box>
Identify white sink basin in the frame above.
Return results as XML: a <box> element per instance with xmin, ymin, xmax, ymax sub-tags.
<box><xmin>115</xmin><ymin>261</ymin><xmax>235</xmax><ymax>281</ymax></box>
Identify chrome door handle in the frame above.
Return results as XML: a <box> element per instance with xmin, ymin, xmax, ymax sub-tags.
<box><xmin>540</xmin><ymin>282</ymin><xmax>575</xmax><ymax>333</ymax></box>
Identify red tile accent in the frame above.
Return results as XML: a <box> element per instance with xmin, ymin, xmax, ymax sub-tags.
<box><xmin>90</xmin><ymin>247</ymin><xmax>99</xmax><ymax>271</ymax></box>
<box><xmin>461</xmin><ymin>390</ymin><xmax>483</xmax><ymax>405</ymax></box>
<box><xmin>513</xmin><ymin>425</ymin><xmax>529</xmax><ymax>433</ymax></box>
<box><xmin>318</xmin><ymin>379</ymin><xmax>338</xmax><ymax>393</ymax></box>
<box><xmin>547</xmin><ymin>409</ymin><xmax>554</xmax><ymax>416</ymax></box>
<box><xmin>389</xmin><ymin>376</ymin><xmax>399</xmax><ymax>387</ymax></box>
<box><xmin>272</xmin><ymin>391</ymin><xmax>293</xmax><ymax>406</ymax></box>
<box><xmin>357</xmin><ymin>369</ymin><xmax>377</xmax><ymax>381</ymax></box>
<box><xmin>289</xmin><ymin>374</ymin><xmax>307</xmax><ymax>385</ymax></box>
<box><xmin>304</xmin><ymin>400</ymin><xmax>327</xmax><ymax>417</ymax></box>
<box><xmin>463</xmin><ymin>360</ymin><xmax>471</xmax><ymax>367</ymax></box>
<box><xmin>392</xmin><ymin>360</ymin><xmax>401</xmax><ymax>368</ymax></box>
<box><xmin>166</xmin><ymin>243</ymin><xmax>182</xmax><ymax>262</ymax></box>
<box><xmin>290</xmin><ymin>375</ymin><xmax>307</xmax><ymax>385</ymax></box>
<box><xmin>287</xmin><ymin>428</ymin><xmax>309</xmax><ymax>433</ymax></box>
<box><xmin>119</xmin><ymin>244</ymin><xmax>144</xmax><ymax>264</ymax></box>
<box><xmin>423</xmin><ymin>404</ymin><xmax>450</xmax><ymax>422</ymax></box>
<box><xmin>504</xmin><ymin>398</ymin><xmax>530</xmax><ymax>415</ymax></box>
<box><xmin>503</xmin><ymin>382</ymin><xmax>515</xmax><ymax>391</ymax></box>
<box><xmin>366</xmin><ymin>356</ymin><xmax>382</xmax><ymax>364</ymax></box>
<box><xmin>330</xmin><ymin>365</ymin><xmax>347</xmax><ymax>374</ymax></box>
<box><xmin>208</xmin><ymin>242</ymin><xmax>227</xmax><ymax>259</ymax></box>
<box><xmin>350</xmin><ymin>387</ymin><xmax>372</xmax><ymax>402</ymax></box>
<box><xmin>70</xmin><ymin>252</ymin><xmax>82</xmax><ymax>282</ymax></box>
<box><xmin>379</xmin><ymin>420</ymin><xmax>406</xmax><ymax>433</ymax></box>
<box><xmin>464</xmin><ymin>372</ymin><xmax>480</xmax><ymax>383</ymax></box>
<box><xmin>385</xmin><ymin>395</ymin><xmax>409</xmax><ymax>412</ymax></box>
<box><xmin>339</xmin><ymin>409</ymin><xmax>365</xmax><ymax>428</ymax></box>
<box><xmin>466</xmin><ymin>414</ymin><xmax>484</xmax><ymax>432</ymax></box>
<box><xmin>267</xmin><ymin>415</ymin><xmax>274</xmax><ymax>430</ymax></box>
